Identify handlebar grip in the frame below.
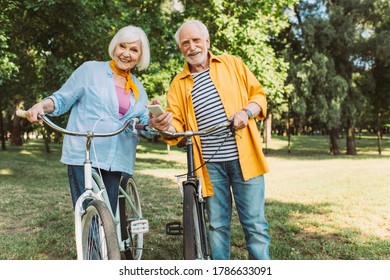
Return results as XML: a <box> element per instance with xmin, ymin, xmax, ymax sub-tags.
<box><xmin>16</xmin><ymin>109</ymin><xmax>27</xmax><ymax>118</ymax></box>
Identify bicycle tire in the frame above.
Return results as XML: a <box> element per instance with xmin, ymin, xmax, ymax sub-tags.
<box><xmin>183</xmin><ymin>183</ymin><xmax>197</xmax><ymax>259</ymax></box>
<box><xmin>119</xmin><ymin>175</ymin><xmax>144</xmax><ymax>260</ymax></box>
<box><xmin>81</xmin><ymin>199</ymin><xmax>121</xmax><ymax>260</ymax></box>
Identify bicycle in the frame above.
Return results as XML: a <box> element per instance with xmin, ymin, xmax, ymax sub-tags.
<box><xmin>154</xmin><ymin>121</ymin><xmax>234</xmax><ymax>260</ymax></box>
<box><xmin>16</xmin><ymin>109</ymin><xmax>149</xmax><ymax>260</ymax></box>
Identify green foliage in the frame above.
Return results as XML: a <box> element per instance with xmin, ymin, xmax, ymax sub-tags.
<box><xmin>180</xmin><ymin>0</ymin><xmax>297</xmax><ymax>104</ymax></box>
<box><xmin>0</xmin><ymin>4</ymin><xmax>18</xmax><ymax>93</ymax></box>
<box><xmin>1</xmin><ymin>0</ymin><xmax>298</xmax><ymax>143</ymax></box>
<box><xmin>0</xmin><ymin>35</ymin><xmax>18</xmax><ymax>87</ymax></box>
<box><xmin>282</xmin><ymin>0</ymin><xmax>389</xmax><ymax>144</ymax></box>
<box><xmin>1</xmin><ymin>0</ymin><xmax>388</xmax><ymax>153</ymax></box>
<box><xmin>362</xmin><ymin>0</ymin><xmax>390</xmax><ymax>127</ymax></box>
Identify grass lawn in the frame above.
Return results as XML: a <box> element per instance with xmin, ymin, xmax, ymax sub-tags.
<box><xmin>0</xmin><ymin>134</ymin><xmax>389</xmax><ymax>260</ymax></box>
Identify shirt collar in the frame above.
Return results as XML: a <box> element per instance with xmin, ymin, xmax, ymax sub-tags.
<box><xmin>178</xmin><ymin>51</ymin><xmax>221</xmax><ymax>79</ymax></box>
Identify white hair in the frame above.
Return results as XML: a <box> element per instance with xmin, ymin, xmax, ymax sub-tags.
<box><xmin>174</xmin><ymin>20</ymin><xmax>210</xmax><ymax>45</ymax></box>
<box><xmin>108</xmin><ymin>25</ymin><xmax>150</xmax><ymax>70</ymax></box>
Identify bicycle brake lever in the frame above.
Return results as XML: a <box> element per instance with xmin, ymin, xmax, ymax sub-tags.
<box><xmin>228</xmin><ymin>121</ymin><xmax>236</xmax><ymax>137</ymax></box>
<box><xmin>131</xmin><ymin>118</ymin><xmax>138</xmax><ymax>135</ymax></box>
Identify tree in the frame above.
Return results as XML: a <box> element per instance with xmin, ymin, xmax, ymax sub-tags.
<box><xmin>2</xmin><ymin>0</ymin><xmax>121</xmax><ymax>147</ymax></box>
<box><xmin>0</xmin><ymin>2</ymin><xmax>19</xmax><ymax>150</ymax></box>
<box><xmin>356</xmin><ymin>0</ymin><xmax>390</xmax><ymax>154</ymax></box>
<box><xmin>2</xmin><ymin>0</ymin><xmax>298</xmax><ymax>153</ymax></box>
<box><xmin>171</xmin><ymin>0</ymin><xmax>298</xmax><ymax>148</ymax></box>
<box><xmin>114</xmin><ymin>0</ymin><xmax>298</xmax><ymax>106</ymax></box>
<box><xmin>177</xmin><ymin>0</ymin><xmax>297</xmax><ymax>107</ymax></box>
<box><xmin>283</xmin><ymin>0</ymin><xmax>383</xmax><ymax>155</ymax></box>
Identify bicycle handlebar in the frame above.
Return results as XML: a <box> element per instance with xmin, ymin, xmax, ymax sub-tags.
<box><xmin>152</xmin><ymin>121</ymin><xmax>234</xmax><ymax>138</ymax></box>
<box><xmin>16</xmin><ymin>109</ymin><xmax>133</xmax><ymax>137</ymax></box>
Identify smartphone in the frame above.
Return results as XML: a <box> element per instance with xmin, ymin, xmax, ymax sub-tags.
<box><xmin>146</xmin><ymin>104</ymin><xmax>164</xmax><ymax>117</ymax></box>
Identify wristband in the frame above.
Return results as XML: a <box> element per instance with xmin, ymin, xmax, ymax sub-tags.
<box><xmin>242</xmin><ymin>108</ymin><xmax>253</xmax><ymax>118</ymax></box>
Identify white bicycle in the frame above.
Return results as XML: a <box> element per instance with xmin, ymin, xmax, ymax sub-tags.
<box><xmin>17</xmin><ymin>110</ymin><xmax>149</xmax><ymax>260</ymax></box>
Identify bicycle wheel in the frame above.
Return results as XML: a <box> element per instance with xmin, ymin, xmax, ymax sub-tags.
<box><xmin>183</xmin><ymin>183</ymin><xmax>197</xmax><ymax>259</ymax></box>
<box><xmin>119</xmin><ymin>175</ymin><xmax>145</xmax><ymax>260</ymax></box>
<box><xmin>81</xmin><ymin>199</ymin><xmax>121</xmax><ymax>260</ymax></box>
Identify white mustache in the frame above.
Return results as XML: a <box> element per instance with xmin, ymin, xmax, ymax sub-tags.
<box><xmin>187</xmin><ymin>48</ymin><xmax>202</xmax><ymax>55</ymax></box>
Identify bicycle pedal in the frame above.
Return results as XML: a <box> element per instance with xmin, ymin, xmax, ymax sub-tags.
<box><xmin>131</xmin><ymin>219</ymin><xmax>149</xmax><ymax>234</ymax></box>
<box><xmin>166</xmin><ymin>221</ymin><xmax>182</xmax><ymax>235</ymax></box>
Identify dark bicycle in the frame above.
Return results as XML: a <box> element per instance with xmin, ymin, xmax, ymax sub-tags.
<box><xmin>154</xmin><ymin>121</ymin><xmax>234</xmax><ymax>260</ymax></box>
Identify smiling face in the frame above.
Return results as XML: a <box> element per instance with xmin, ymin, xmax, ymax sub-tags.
<box><xmin>113</xmin><ymin>41</ymin><xmax>142</xmax><ymax>71</ymax></box>
<box><xmin>178</xmin><ymin>23</ymin><xmax>210</xmax><ymax>73</ymax></box>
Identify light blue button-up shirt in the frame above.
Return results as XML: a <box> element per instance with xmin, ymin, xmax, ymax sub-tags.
<box><xmin>48</xmin><ymin>60</ymin><xmax>149</xmax><ymax>175</ymax></box>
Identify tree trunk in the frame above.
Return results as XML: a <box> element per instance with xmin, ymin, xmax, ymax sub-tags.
<box><xmin>329</xmin><ymin>128</ymin><xmax>340</xmax><ymax>155</ymax></box>
<box><xmin>44</xmin><ymin>137</ymin><xmax>51</xmax><ymax>153</ymax></box>
<box><xmin>0</xmin><ymin>100</ymin><xmax>6</xmax><ymax>150</ymax></box>
<box><xmin>377</xmin><ymin>113</ymin><xmax>382</xmax><ymax>155</ymax></box>
<box><xmin>287</xmin><ymin>124</ymin><xmax>291</xmax><ymax>153</ymax></box>
<box><xmin>43</xmin><ymin>128</ymin><xmax>51</xmax><ymax>154</ymax></box>
<box><xmin>346</xmin><ymin>120</ymin><xmax>357</xmax><ymax>155</ymax></box>
<box><xmin>263</xmin><ymin>112</ymin><xmax>272</xmax><ymax>154</ymax></box>
<box><xmin>287</xmin><ymin>101</ymin><xmax>291</xmax><ymax>153</ymax></box>
<box><xmin>10</xmin><ymin>111</ymin><xmax>23</xmax><ymax>146</ymax></box>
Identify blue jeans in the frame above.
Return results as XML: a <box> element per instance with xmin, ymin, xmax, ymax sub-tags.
<box><xmin>205</xmin><ymin>160</ymin><xmax>270</xmax><ymax>260</ymax></box>
<box><xmin>67</xmin><ymin>165</ymin><xmax>121</xmax><ymax>215</ymax></box>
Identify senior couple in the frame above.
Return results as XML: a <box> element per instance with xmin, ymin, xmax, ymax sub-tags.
<box><xmin>24</xmin><ymin>20</ymin><xmax>270</xmax><ymax>260</ymax></box>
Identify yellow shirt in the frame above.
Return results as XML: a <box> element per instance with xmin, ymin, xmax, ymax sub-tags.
<box><xmin>164</xmin><ymin>52</ymin><xmax>269</xmax><ymax>197</ymax></box>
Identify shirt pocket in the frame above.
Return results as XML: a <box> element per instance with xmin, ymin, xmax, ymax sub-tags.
<box><xmin>82</xmin><ymin>86</ymin><xmax>108</xmax><ymax>116</ymax></box>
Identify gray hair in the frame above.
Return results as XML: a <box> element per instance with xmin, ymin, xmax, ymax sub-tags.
<box><xmin>174</xmin><ymin>20</ymin><xmax>210</xmax><ymax>45</ymax></box>
<box><xmin>108</xmin><ymin>25</ymin><xmax>150</xmax><ymax>70</ymax></box>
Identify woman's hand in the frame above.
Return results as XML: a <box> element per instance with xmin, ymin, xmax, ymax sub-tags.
<box><xmin>24</xmin><ymin>98</ymin><xmax>55</xmax><ymax>125</ymax></box>
<box><xmin>25</xmin><ymin>103</ymin><xmax>45</xmax><ymax>125</ymax></box>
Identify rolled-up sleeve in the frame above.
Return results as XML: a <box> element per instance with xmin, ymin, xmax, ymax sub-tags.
<box><xmin>49</xmin><ymin>67</ymin><xmax>85</xmax><ymax>117</ymax></box>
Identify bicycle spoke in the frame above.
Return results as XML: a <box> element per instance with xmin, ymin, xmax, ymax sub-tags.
<box><xmin>81</xmin><ymin>200</ymin><xmax>120</xmax><ymax>260</ymax></box>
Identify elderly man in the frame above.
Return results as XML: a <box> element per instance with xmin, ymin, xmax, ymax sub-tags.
<box><xmin>150</xmin><ymin>20</ymin><xmax>270</xmax><ymax>260</ymax></box>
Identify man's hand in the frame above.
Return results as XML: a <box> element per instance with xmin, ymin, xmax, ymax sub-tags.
<box><xmin>147</xmin><ymin>99</ymin><xmax>173</xmax><ymax>131</ymax></box>
<box><xmin>229</xmin><ymin>110</ymin><xmax>249</xmax><ymax>130</ymax></box>
<box><xmin>229</xmin><ymin>102</ymin><xmax>261</xmax><ymax>130</ymax></box>
<box><xmin>149</xmin><ymin>111</ymin><xmax>173</xmax><ymax>131</ymax></box>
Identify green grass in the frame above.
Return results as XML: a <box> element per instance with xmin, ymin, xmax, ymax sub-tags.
<box><xmin>0</xmin><ymin>134</ymin><xmax>389</xmax><ymax>260</ymax></box>
<box><xmin>0</xmin><ymin>142</ymin><xmax>75</xmax><ymax>260</ymax></box>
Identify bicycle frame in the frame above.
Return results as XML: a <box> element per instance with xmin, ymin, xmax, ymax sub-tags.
<box><xmin>183</xmin><ymin>137</ymin><xmax>210</xmax><ymax>259</ymax></box>
<box><xmin>37</xmin><ymin>116</ymin><xmax>131</xmax><ymax>259</ymax></box>
<box><xmin>156</xmin><ymin>121</ymin><xmax>233</xmax><ymax>260</ymax></box>
<box><xmin>68</xmin><ymin>124</ymin><xmax>145</xmax><ymax>259</ymax></box>
<box><xmin>74</xmin><ymin>169</ymin><xmax>143</xmax><ymax>258</ymax></box>
<box><xmin>16</xmin><ymin>109</ymin><xmax>147</xmax><ymax>259</ymax></box>
<box><xmin>72</xmin><ymin>124</ymin><xmax>147</xmax><ymax>259</ymax></box>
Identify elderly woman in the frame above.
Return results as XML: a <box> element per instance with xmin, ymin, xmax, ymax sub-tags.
<box><xmin>24</xmin><ymin>25</ymin><xmax>151</xmax><ymax>214</ymax></box>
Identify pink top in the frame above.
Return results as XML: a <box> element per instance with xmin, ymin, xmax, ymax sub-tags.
<box><xmin>115</xmin><ymin>86</ymin><xmax>131</xmax><ymax>117</ymax></box>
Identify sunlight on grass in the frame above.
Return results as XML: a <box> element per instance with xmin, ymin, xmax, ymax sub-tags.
<box><xmin>265</xmin><ymin>154</ymin><xmax>390</xmax><ymax>258</ymax></box>
<box><xmin>0</xmin><ymin>169</ymin><xmax>13</xmax><ymax>175</ymax></box>
<box><xmin>135</xmin><ymin>136</ymin><xmax>390</xmax><ymax>259</ymax></box>
<box><xmin>266</xmin><ymin>137</ymin><xmax>287</xmax><ymax>150</ymax></box>
<box><xmin>268</xmin><ymin>134</ymin><xmax>390</xmax><ymax>156</ymax></box>
<box><xmin>137</xmin><ymin>168</ymin><xmax>185</xmax><ymax>181</ymax></box>
<box><xmin>1</xmin><ymin>135</ymin><xmax>389</xmax><ymax>260</ymax></box>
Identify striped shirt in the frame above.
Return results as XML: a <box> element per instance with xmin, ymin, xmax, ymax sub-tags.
<box><xmin>191</xmin><ymin>69</ymin><xmax>238</xmax><ymax>162</ymax></box>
